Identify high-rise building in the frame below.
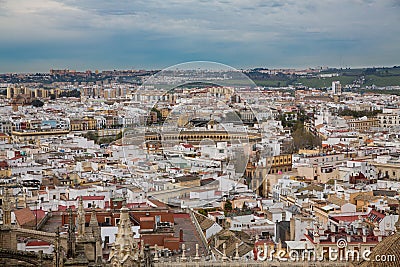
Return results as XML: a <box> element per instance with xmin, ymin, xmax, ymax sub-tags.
<box><xmin>332</xmin><ymin>81</ymin><xmax>342</xmax><ymax>95</ymax></box>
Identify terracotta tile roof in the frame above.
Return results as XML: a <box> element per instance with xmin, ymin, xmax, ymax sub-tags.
<box><xmin>33</xmin><ymin>209</ymin><xmax>46</xmax><ymax>221</ymax></box>
<box><xmin>14</xmin><ymin>208</ymin><xmax>35</xmax><ymax>226</ymax></box>
<box><xmin>215</xmin><ymin>229</ymin><xmax>253</xmax><ymax>258</ymax></box>
<box><xmin>148</xmin><ymin>198</ymin><xmax>168</xmax><ymax>208</ymax></box>
<box><xmin>298</xmin><ymin>184</ymin><xmax>324</xmax><ymax>192</ymax></box>
<box><xmin>173</xmin><ymin>213</ymin><xmax>190</xmax><ymax>219</ymax></box>
<box><xmin>58</xmin><ymin>205</ymin><xmax>75</xmax><ymax>211</ymax></box>
<box><xmin>327</xmin><ymin>195</ymin><xmax>347</xmax><ymax>206</ymax></box>
<box><xmin>354</xmin><ymin>194</ymin><xmax>378</xmax><ymax>202</ymax></box>
<box><xmin>194</xmin><ymin>212</ymin><xmax>215</xmax><ymax>231</ymax></box>
<box><xmin>140</xmin><ymin>217</ymin><xmax>155</xmax><ymax>222</ymax></box>
<box><xmin>358</xmin><ymin>232</ymin><xmax>400</xmax><ymax>267</ymax></box>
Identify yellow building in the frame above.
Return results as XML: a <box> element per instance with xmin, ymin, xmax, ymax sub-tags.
<box><xmin>0</xmin><ymin>161</ymin><xmax>11</xmax><ymax>178</ymax></box>
<box><xmin>266</xmin><ymin>154</ymin><xmax>293</xmax><ymax>174</ymax></box>
<box><xmin>0</xmin><ymin>133</ymin><xmax>11</xmax><ymax>144</ymax></box>
<box><xmin>353</xmin><ymin>193</ymin><xmax>379</xmax><ymax>212</ymax></box>
<box><xmin>160</xmin><ymin>107</ymin><xmax>172</xmax><ymax>120</ymax></box>
<box><xmin>246</xmin><ymin>154</ymin><xmax>293</xmax><ymax>197</ymax></box>
<box><xmin>11</xmin><ymin>130</ymin><xmax>70</xmax><ymax>143</ymax></box>
<box><xmin>83</xmin><ymin>117</ymin><xmax>97</xmax><ymax>130</ymax></box>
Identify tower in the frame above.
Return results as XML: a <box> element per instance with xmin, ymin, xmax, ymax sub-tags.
<box><xmin>108</xmin><ymin>203</ymin><xmax>141</xmax><ymax>267</ymax></box>
<box><xmin>88</xmin><ymin>206</ymin><xmax>103</xmax><ymax>264</ymax></box>
<box><xmin>67</xmin><ymin>208</ymin><xmax>76</xmax><ymax>259</ymax></box>
<box><xmin>2</xmin><ymin>188</ymin><xmax>12</xmax><ymax>226</ymax></box>
<box><xmin>332</xmin><ymin>81</ymin><xmax>342</xmax><ymax>96</ymax></box>
<box><xmin>77</xmin><ymin>196</ymin><xmax>85</xmax><ymax>239</ymax></box>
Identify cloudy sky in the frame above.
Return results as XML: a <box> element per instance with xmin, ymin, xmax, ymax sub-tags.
<box><xmin>0</xmin><ymin>0</ymin><xmax>399</xmax><ymax>72</ymax></box>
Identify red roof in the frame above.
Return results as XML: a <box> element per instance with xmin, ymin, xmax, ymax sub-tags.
<box><xmin>58</xmin><ymin>205</ymin><xmax>76</xmax><ymax>211</ymax></box>
<box><xmin>79</xmin><ymin>196</ymin><xmax>105</xmax><ymax>201</ymax></box>
<box><xmin>26</xmin><ymin>240</ymin><xmax>50</xmax><ymax>247</ymax></box>
<box><xmin>140</xmin><ymin>217</ymin><xmax>155</xmax><ymax>222</ymax></box>
<box><xmin>148</xmin><ymin>198</ymin><xmax>168</xmax><ymax>208</ymax></box>
<box><xmin>0</xmin><ymin>161</ymin><xmax>8</xmax><ymax>168</ymax></box>
<box><xmin>173</xmin><ymin>213</ymin><xmax>190</xmax><ymax>219</ymax></box>
<box><xmin>14</xmin><ymin>208</ymin><xmax>35</xmax><ymax>226</ymax></box>
<box><xmin>33</xmin><ymin>209</ymin><xmax>46</xmax><ymax>221</ymax></box>
<box><xmin>367</xmin><ymin>210</ymin><xmax>385</xmax><ymax>222</ymax></box>
<box><xmin>181</xmin><ymin>143</ymin><xmax>194</xmax><ymax>148</ymax></box>
<box><xmin>127</xmin><ymin>203</ymin><xmax>149</xmax><ymax>209</ymax></box>
<box><xmin>331</xmin><ymin>215</ymin><xmax>365</xmax><ymax>223</ymax></box>
<box><xmin>208</xmin><ymin>211</ymin><xmax>224</xmax><ymax>217</ymax></box>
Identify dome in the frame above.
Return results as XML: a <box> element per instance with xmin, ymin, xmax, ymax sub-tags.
<box><xmin>355</xmin><ymin>207</ymin><xmax>400</xmax><ymax>267</ymax></box>
<box><xmin>356</xmin><ymin>231</ymin><xmax>400</xmax><ymax>267</ymax></box>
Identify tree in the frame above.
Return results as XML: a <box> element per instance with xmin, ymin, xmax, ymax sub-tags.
<box><xmin>224</xmin><ymin>200</ymin><xmax>232</xmax><ymax>213</ymax></box>
<box><xmin>59</xmin><ymin>89</ymin><xmax>81</xmax><ymax>98</ymax></box>
<box><xmin>31</xmin><ymin>99</ymin><xmax>44</xmax><ymax>107</ymax></box>
<box><xmin>198</xmin><ymin>209</ymin><xmax>208</xmax><ymax>216</ymax></box>
<box><xmin>85</xmin><ymin>131</ymin><xmax>98</xmax><ymax>142</ymax></box>
<box><xmin>292</xmin><ymin>123</ymin><xmax>322</xmax><ymax>152</ymax></box>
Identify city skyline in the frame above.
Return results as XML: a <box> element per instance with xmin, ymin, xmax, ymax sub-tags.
<box><xmin>1</xmin><ymin>0</ymin><xmax>400</xmax><ymax>72</ymax></box>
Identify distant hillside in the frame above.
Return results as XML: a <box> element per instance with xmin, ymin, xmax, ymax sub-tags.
<box><xmin>247</xmin><ymin>66</ymin><xmax>400</xmax><ymax>88</ymax></box>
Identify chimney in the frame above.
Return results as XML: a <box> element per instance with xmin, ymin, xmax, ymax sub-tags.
<box><xmin>179</xmin><ymin>229</ymin><xmax>184</xmax><ymax>242</ymax></box>
<box><xmin>313</xmin><ymin>233</ymin><xmax>320</xmax><ymax>244</ymax></box>
<box><xmin>373</xmin><ymin>226</ymin><xmax>380</xmax><ymax>237</ymax></box>
<box><xmin>318</xmin><ymin>226</ymin><xmax>324</xmax><ymax>236</ymax></box>
<box><xmin>347</xmin><ymin>235</ymin><xmax>351</xmax><ymax>243</ymax></box>
<box><xmin>362</xmin><ymin>235</ymin><xmax>367</xmax><ymax>243</ymax></box>
<box><xmin>331</xmin><ymin>235</ymin><xmax>335</xmax><ymax>243</ymax></box>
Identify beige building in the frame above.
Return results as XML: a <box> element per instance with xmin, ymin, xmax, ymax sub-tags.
<box><xmin>11</xmin><ymin>130</ymin><xmax>70</xmax><ymax>143</ymax></box>
<box><xmin>378</xmin><ymin>112</ymin><xmax>400</xmax><ymax>128</ymax></box>
<box><xmin>297</xmin><ymin>164</ymin><xmax>339</xmax><ymax>183</ymax></box>
<box><xmin>347</xmin><ymin>117</ymin><xmax>379</xmax><ymax>132</ymax></box>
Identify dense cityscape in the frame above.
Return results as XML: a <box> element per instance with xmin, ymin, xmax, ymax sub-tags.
<box><xmin>0</xmin><ymin>64</ymin><xmax>399</xmax><ymax>267</ymax></box>
<box><xmin>2</xmin><ymin>0</ymin><xmax>400</xmax><ymax>266</ymax></box>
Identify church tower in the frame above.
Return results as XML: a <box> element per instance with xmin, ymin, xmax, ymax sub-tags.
<box><xmin>108</xmin><ymin>203</ymin><xmax>140</xmax><ymax>266</ymax></box>
<box><xmin>77</xmin><ymin>196</ymin><xmax>85</xmax><ymax>239</ymax></box>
